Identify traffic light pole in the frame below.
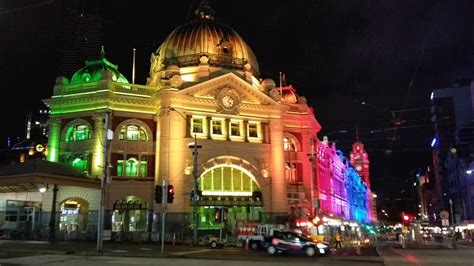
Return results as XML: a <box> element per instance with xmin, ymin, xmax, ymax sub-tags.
<box><xmin>161</xmin><ymin>179</ymin><xmax>166</xmax><ymax>255</ymax></box>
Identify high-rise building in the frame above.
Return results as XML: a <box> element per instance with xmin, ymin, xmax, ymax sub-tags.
<box><xmin>430</xmin><ymin>79</ymin><xmax>474</xmax><ymax>223</ymax></box>
<box><xmin>57</xmin><ymin>0</ymin><xmax>103</xmax><ymax>78</ymax></box>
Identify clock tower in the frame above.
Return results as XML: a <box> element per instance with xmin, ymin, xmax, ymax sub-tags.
<box><xmin>349</xmin><ymin>135</ymin><xmax>370</xmax><ymax>188</ymax></box>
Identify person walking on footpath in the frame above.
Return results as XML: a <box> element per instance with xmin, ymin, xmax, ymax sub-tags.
<box><xmin>335</xmin><ymin>231</ymin><xmax>342</xmax><ymax>249</ymax></box>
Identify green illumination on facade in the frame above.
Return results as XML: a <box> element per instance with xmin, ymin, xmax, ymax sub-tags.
<box><xmin>47</xmin><ymin>119</ymin><xmax>61</xmax><ymax>162</ymax></box>
<box><xmin>65</xmin><ymin>124</ymin><xmax>91</xmax><ymax>142</ymax></box>
<box><xmin>117</xmin><ymin>155</ymin><xmax>148</xmax><ymax>177</ymax></box>
<box><xmin>70</xmin><ymin>58</ymin><xmax>129</xmax><ymax>84</ymax></box>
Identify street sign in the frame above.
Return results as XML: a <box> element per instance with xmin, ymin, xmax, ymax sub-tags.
<box><xmin>440</xmin><ymin>210</ymin><xmax>449</xmax><ymax>219</ymax></box>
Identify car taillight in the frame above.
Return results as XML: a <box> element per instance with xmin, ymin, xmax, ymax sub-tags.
<box><xmin>272</xmin><ymin>238</ymin><xmax>279</xmax><ymax>245</ymax></box>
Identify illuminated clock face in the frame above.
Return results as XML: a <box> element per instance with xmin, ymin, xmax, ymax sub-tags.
<box><xmin>222</xmin><ymin>95</ymin><xmax>235</xmax><ymax>108</ymax></box>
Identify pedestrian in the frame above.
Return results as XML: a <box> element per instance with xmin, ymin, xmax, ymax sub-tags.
<box><xmin>335</xmin><ymin>231</ymin><xmax>342</xmax><ymax>249</ymax></box>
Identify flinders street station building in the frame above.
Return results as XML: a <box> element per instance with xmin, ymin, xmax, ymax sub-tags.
<box><xmin>0</xmin><ymin>3</ymin><xmax>374</xmax><ymax>242</ymax></box>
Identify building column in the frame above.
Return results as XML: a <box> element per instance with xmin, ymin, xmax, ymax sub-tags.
<box><xmin>269</xmin><ymin>119</ymin><xmax>288</xmax><ymax>216</ymax></box>
<box><xmin>92</xmin><ymin>113</ymin><xmax>106</xmax><ymax>178</ymax></box>
<box><xmin>47</xmin><ymin>117</ymin><xmax>62</xmax><ymax>162</ymax></box>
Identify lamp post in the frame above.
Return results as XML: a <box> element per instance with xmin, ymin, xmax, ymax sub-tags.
<box><xmin>97</xmin><ymin>110</ymin><xmax>112</xmax><ymax>252</ymax></box>
<box><xmin>188</xmin><ymin>134</ymin><xmax>202</xmax><ymax>246</ymax></box>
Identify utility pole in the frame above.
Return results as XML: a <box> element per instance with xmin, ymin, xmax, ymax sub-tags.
<box><xmin>97</xmin><ymin>111</ymin><xmax>111</xmax><ymax>252</ymax></box>
<box><xmin>189</xmin><ymin>134</ymin><xmax>202</xmax><ymax>245</ymax></box>
<box><xmin>449</xmin><ymin>198</ymin><xmax>455</xmax><ymax>227</ymax></box>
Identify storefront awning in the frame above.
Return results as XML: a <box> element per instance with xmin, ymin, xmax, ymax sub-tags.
<box><xmin>0</xmin><ymin>159</ymin><xmax>101</xmax><ymax>193</ymax></box>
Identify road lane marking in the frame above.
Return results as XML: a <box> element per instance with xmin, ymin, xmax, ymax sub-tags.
<box><xmin>111</xmin><ymin>250</ymin><xmax>128</xmax><ymax>253</ymax></box>
<box><xmin>170</xmin><ymin>249</ymin><xmax>212</xmax><ymax>255</ymax></box>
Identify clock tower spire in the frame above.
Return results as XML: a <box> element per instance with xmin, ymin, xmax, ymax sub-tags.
<box><xmin>349</xmin><ymin>135</ymin><xmax>370</xmax><ymax>188</ymax></box>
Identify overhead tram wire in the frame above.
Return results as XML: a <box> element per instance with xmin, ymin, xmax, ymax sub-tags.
<box><xmin>392</xmin><ymin>2</ymin><xmax>441</xmax><ymax>151</ymax></box>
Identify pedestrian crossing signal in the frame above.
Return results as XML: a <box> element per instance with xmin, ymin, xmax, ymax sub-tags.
<box><xmin>167</xmin><ymin>185</ymin><xmax>175</xmax><ymax>203</ymax></box>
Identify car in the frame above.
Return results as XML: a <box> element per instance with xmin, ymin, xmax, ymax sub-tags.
<box><xmin>264</xmin><ymin>230</ymin><xmax>330</xmax><ymax>257</ymax></box>
<box><xmin>200</xmin><ymin>235</ymin><xmax>226</xmax><ymax>248</ymax></box>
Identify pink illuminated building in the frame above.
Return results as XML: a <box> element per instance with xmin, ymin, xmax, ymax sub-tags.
<box><xmin>316</xmin><ymin>138</ymin><xmax>350</xmax><ymax>220</ymax></box>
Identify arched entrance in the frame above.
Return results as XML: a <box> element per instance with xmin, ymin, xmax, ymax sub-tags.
<box><xmin>59</xmin><ymin>197</ymin><xmax>89</xmax><ymax>240</ymax></box>
<box><xmin>111</xmin><ymin>196</ymin><xmax>148</xmax><ymax>240</ymax></box>
<box><xmin>194</xmin><ymin>164</ymin><xmax>263</xmax><ymax>234</ymax></box>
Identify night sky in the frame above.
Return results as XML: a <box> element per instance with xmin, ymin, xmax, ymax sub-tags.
<box><xmin>2</xmin><ymin>1</ymin><xmax>474</xmax><ymax>218</ymax></box>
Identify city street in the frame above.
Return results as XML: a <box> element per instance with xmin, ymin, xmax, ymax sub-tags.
<box><xmin>377</xmin><ymin>242</ymin><xmax>474</xmax><ymax>266</ymax></box>
<box><xmin>1</xmin><ymin>240</ymin><xmax>474</xmax><ymax>265</ymax></box>
<box><xmin>0</xmin><ymin>239</ymin><xmax>382</xmax><ymax>265</ymax></box>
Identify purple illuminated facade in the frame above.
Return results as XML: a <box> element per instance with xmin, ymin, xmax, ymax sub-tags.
<box><xmin>316</xmin><ymin>137</ymin><xmax>374</xmax><ymax>224</ymax></box>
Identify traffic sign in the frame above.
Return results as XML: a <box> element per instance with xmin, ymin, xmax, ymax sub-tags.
<box><xmin>440</xmin><ymin>210</ymin><xmax>449</xmax><ymax>219</ymax></box>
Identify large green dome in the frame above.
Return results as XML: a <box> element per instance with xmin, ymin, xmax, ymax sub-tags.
<box><xmin>71</xmin><ymin>49</ymin><xmax>129</xmax><ymax>84</ymax></box>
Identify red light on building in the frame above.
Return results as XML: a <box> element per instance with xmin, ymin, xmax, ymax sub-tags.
<box><xmin>403</xmin><ymin>215</ymin><xmax>410</xmax><ymax>221</ymax></box>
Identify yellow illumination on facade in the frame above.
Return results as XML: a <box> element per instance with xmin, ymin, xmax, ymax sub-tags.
<box><xmin>210</xmin><ymin>117</ymin><xmax>227</xmax><ymax>140</ymax></box>
<box><xmin>202</xmin><ymin>191</ymin><xmax>253</xmax><ymax>196</ymax></box>
<box><xmin>247</xmin><ymin>121</ymin><xmax>263</xmax><ymax>143</ymax></box>
<box><xmin>181</xmin><ymin>74</ymin><xmax>198</xmax><ymax>82</ymax></box>
<box><xmin>190</xmin><ymin>115</ymin><xmax>208</xmax><ymax>139</ymax></box>
<box><xmin>229</xmin><ymin>119</ymin><xmax>245</xmax><ymax>142</ymax></box>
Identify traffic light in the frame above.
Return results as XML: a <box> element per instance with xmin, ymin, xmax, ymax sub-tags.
<box><xmin>155</xmin><ymin>185</ymin><xmax>162</xmax><ymax>204</ymax></box>
<box><xmin>402</xmin><ymin>214</ymin><xmax>411</xmax><ymax>226</ymax></box>
<box><xmin>167</xmin><ymin>185</ymin><xmax>175</xmax><ymax>203</ymax></box>
<box><xmin>252</xmin><ymin>191</ymin><xmax>262</xmax><ymax>201</ymax></box>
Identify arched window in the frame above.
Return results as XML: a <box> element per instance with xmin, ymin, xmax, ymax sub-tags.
<box><xmin>125</xmin><ymin>158</ymin><xmax>138</xmax><ymax>176</ymax></box>
<box><xmin>66</xmin><ymin>155</ymin><xmax>91</xmax><ymax>175</ymax></box>
<box><xmin>65</xmin><ymin>124</ymin><xmax>91</xmax><ymax>142</ymax></box>
<box><xmin>199</xmin><ymin>166</ymin><xmax>259</xmax><ymax>194</ymax></box>
<box><xmin>119</xmin><ymin>124</ymin><xmax>148</xmax><ymax>141</ymax></box>
<box><xmin>117</xmin><ymin>155</ymin><xmax>147</xmax><ymax>177</ymax></box>
<box><xmin>283</xmin><ymin>136</ymin><xmax>298</xmax><ymax>152</ymax></box>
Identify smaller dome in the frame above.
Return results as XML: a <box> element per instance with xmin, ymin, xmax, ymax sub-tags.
<box><xmin>260</xmin><ymin>78</ymin><xmax>276</xmax><ymax>92</ymax></box>
<box><xmin>281</xmin><ymin>85</ymin><xmax>298</xmax><ymax>104</ymax></box>
<box><xmin>71</xmin><ymin>47</ymin><xmax>129</xmax><ymax>84</ymax></box>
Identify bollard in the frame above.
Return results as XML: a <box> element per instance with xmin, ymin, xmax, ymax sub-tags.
<box><xmin>245</xmin><ymin>238</ymin><xmax>249</xmax><ymax>250</ymax></box>
<box><xmin>172</xmin><ymin>233</ymin><xmax>176</xmax><ymax>248</ymax></box>
<box><xmin>356</xmin><ymin>241</ymin><xmax>361</xmax><ymax>255</ymax></box>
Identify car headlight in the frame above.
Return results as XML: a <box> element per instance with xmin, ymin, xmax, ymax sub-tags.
<box><xmin>316</xmin><ymin>243</ymin><xmax>328</xmax><ymax>249</ymax></box>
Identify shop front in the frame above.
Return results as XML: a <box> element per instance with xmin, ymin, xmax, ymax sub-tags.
<box><xmin>58</xmin><ymin>198</ymin><xmax>89</xmax><ymax>240</ymax></box>
<box><xmin>112</xmin><ymin>196</ymin><xmax>148</xmax><ymax>241</ymax></box>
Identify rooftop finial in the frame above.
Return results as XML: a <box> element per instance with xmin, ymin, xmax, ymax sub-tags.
<box><xmin>100</xmin><ymin>45</ymin><xmax>105</xmax><ymax>59</ymax></box>
<box><xmin>195</xmin><ymin>0</ymin><xmax>215</xmax><ymax>20</ymax></box>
